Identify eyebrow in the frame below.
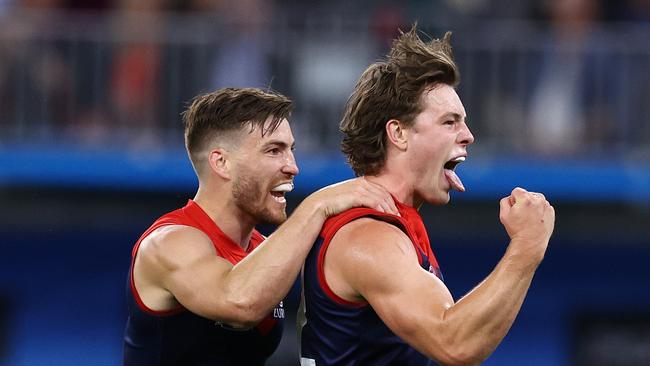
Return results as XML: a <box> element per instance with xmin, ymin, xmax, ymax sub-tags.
<box><xmin>262</xmin><ymin>140</ymin><xmax>296</xmax><ymax>149</ymax></box>
<box><xmin>440</xmin><ymin>112</ymin><xmax>466</xmax><ymax>122</ymax></box>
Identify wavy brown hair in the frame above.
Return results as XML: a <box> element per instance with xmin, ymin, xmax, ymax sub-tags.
<box><xmin>182</xmin><ymin>87</ymin><xmax>292</xmax><ymax>173</ymax></box>
<box><xmin>340</xmin><ymin>25</ymin><xmax>459</xmax><ymax>176</ymax></box>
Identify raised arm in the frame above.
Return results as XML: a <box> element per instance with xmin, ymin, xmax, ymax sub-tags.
<box><xmin>326</xmin><ymin>187</ymin><xmax>554</xmax><ymax>365</ymax></box>
<box><xmin>134</xmin><ymin>177</ymin><xmax>398</xmax><ymax>328</ymax></box>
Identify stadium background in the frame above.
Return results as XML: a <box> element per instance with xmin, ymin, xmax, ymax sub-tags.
<box><xmin>1</xmin><ymin>0</ymin><xmax>649</xmax><ymax>365</ymax></box>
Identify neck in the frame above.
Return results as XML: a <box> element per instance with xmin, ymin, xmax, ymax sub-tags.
<box><xmin>193</xmin><ymin>184</ymin><xmax>256</xmax><ymax>250</ymax></box>
<box><xmin>365</xmin><ymin>171</ymin><xmax>421</xmax><ymax>209</ymax></box>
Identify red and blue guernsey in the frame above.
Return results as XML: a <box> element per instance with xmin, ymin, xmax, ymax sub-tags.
<box><xmin>299</xmin><ymin>199</ymin><xmax>442</xmax><ymax>366</ymax></box>
<box><xmin>123</xmin><ymin>200</ymin><xmax>284</xmax><ymax>366</ymax></box>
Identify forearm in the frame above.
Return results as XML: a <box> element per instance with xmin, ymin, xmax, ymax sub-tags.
<box><xmin>213</xmin><ymin>177</ymin><xmax>396</xmax><ymax>324</ymax></box>
<box><xmin>222</xmin><ymin>197</ymin><xmax>326</xmax><ymax>321</ymax></box>
<box><xmin>440</xmin><ymin>244</ymin><xmax>540</xmax><ymax>364</ymax></box>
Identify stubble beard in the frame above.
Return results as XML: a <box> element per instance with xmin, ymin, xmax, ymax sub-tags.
<box><xmin>232</xmin><ymin>172</ymin><xmax>287</xmax><ymax>226</ymax></box>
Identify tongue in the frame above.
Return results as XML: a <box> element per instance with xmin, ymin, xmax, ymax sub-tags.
<box><xmin>444</xmin><ymin>169</ymin><xmax>465</xmax><ymax>192</ymax></box>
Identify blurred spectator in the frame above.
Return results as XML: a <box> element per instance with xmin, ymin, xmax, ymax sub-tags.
<box><xmin>108</xmin><ymin>0</ymin><xmax>166</xmax><ymax>147</ymax></box>
<box><xmin>195</xmin><ymin>0</ymin><xmax>274</xmax><ymax>90</ymax></box>
<box><xmin>369</xmin><ymin>1</ymin><xmax>406</xmax><ymax>50</ymax></box>
<box><xmin>0</xmin><ymin>0</ymin><xmax>72</xmax><ymax>141</ymax></box>
<box><xmin>617</xmin><ymin>0</ymin><xmax>650</xmax><ymax>151</ymax></box>
<box><xmin>0</xmin><ymin>0</ymin><xmax>648</xmax><ymax>156</ymax></box>
<box><xmin>527</xmin><ymin>0</ymin><xmax>615</xmax><ymax>155</ymax></box>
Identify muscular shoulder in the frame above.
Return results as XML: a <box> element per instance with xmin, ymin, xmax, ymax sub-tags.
<box><xmin>326</xmin><ymin>217</ymin><xmax>420</xmax><ymax>300</ymax></box>
<box><xmin>332</xmin><ymin>217</ymin><xmax>415</xmax><ymax>258</ymax></box>
<box><xmin>328</xmin><ymin>218</ymin><xmax>418</xmax><ymax>277</ymax></box>
<box><xmin>138</xmin><ymin>225</ymin><xmax>216</xmax><ymax>272</ymax></box>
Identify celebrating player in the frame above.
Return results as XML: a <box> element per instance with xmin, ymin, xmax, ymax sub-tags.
<box><xmin>300</xmin><ymin>26</ymin><xmax>555</xmax><ymax>366</ymax></box>
<box><xmin>123</xmin><ymin>87</ymin><xmax>397</xmax><ymax>365</ymax></box>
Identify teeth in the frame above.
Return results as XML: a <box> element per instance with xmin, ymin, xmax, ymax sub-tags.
<box><xmin>271</xmin><ymin>182</ymin><xmax>294</xmax><ymax>193</ymax></box>
<box><xmin>452</xmin><ymin>156</ymin><xmax>466</xmax><ymax>163</ymax></box>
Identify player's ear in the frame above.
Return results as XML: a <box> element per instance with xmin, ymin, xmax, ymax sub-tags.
<box><xmin>385</xmin><ymin>119</ymin><xmax>408</xmax><ymax>151</ymax></box>
<box><xmin>208</xmin><ymin>148</ymin><xmax>231</xmax><ymax>179</ymax></box>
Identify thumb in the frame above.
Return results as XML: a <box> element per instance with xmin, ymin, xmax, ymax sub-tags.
<box><xmin>499</xmin><ymin>196</ymin><xmax>511</xmax><ymax>223</ymax></box>
<box><xmin>508</xmin><ymin>194</ymin><xmax>516</xmax><ymax>206</ymax></box>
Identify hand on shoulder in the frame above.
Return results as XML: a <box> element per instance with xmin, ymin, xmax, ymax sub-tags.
<box><xmin>307</xmin><ymin>177</ymin><xmax>399</xmax><ymax>218</ymax></box>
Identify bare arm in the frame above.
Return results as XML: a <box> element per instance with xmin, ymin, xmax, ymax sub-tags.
<box><xmin>326</xmin><ymin>187</ymin><xmax>554</xmax><ymax>365</ymax></box>
<box><xmin>134</xmin><ymin>177</ymin><xmax>398</xmax><ymax>327</ymax></box>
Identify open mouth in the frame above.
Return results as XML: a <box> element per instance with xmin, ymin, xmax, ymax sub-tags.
<box><xmin>443</xmin><ymin>156</ymin><xmax>466</xmax><ymax>192</ymax></box>
<box><xmin>270</xmin><ymin>182</ymin><xmax>294</xmax><ymax>203</ymax></box>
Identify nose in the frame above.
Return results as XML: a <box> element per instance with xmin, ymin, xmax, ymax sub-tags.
<box><xmin>282</xmin><ymin>151</ymin><xmax>299</xmax><ymax>176</ymax></box>
<box><xmin>459</xmin><ymin>122</ymin><xmax>475</xmax><ymax>146</ymax></box>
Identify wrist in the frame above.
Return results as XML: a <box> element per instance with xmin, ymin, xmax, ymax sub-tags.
<box><xmin>296</xmin><ymin>195</ymin><xmax>328</xmax><ymax>222</ymax></box>
<box><xmin>503</xmin><ymin>240</ymin><xmax>546</xmax><ymax>272</ymax></box>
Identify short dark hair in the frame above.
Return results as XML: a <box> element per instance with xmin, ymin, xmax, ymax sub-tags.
<box><xmin>340</xmin><ymin>25</ymin><xmax>459</xmax><ymax>176</ymax></box>
<box><xmin>182</xmin><ymin>87</ymin><xmax>293</xmax><ymax>170</ymax></box>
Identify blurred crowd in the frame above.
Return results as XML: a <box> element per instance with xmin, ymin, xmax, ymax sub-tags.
<box><xmin>0</xmin><ymin>0</ymin><xmax>649</xmax><ymax>157</ymax></box>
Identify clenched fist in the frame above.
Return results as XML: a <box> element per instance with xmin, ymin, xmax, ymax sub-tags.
<box><xmin>499</xmin><ymin>187</ymin><xmax>555</xmax><ymax>264</ymax></box>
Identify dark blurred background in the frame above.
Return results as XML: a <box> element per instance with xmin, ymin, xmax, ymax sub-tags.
<box><xmin>1</xmin><ymin>0</ymin><xmax>649</xmax><ymax>365</ymax></box>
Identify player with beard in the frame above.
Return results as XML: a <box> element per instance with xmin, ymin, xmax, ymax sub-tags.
<box><xmin>123</xmin><ymin>88</ymin><xmax>398</xmax><ymax>366</ymax></box>
<box><xmin>299</xmin><ymin>26</ymin><xmax>555</xmax><ymax>365</ymax></box>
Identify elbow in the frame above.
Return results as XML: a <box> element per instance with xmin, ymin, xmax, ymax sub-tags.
<box><xmin>435</xmin><ymin>348</ymin><xmax>483</xmax><ymax>366</ymax></box>
<box><xmin>218</xmin><ymin>295</ymin><xmax>268</xmax><ymax>328</ymax></box>
<box><xmin>430</xmin><ymin>332</ymin><xmax>486</xmax><ymax>366</ymax></box>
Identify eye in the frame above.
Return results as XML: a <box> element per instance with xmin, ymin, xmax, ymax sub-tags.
<box><xmin>267</xmin><ymin>148</ymin><xmax>281</xmax><ymax>155</ymax></box>
<box><xmin>443</xmin><ymin>120</ymin><xmax>455</xmax><ymax>126</ymax></box>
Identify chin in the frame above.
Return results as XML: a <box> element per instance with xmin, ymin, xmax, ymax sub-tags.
<box><xmin>432</xmin><ymin>197</ymin><xmax>450</xmax><ymax>205</ymax></box>
<box><xmin>427</xmin><ymin>191</ymin><xmax>451</xmax><ymax>206</ymax></box>
<box><xmin>261</xmin><ymin>209</ymin><xmax>288</xmax><ymax>226</ymax></box>
<box><xmin>273</xmin><ymin>213</ymin><xmax>288</xmax><ymax>225</ymax></box>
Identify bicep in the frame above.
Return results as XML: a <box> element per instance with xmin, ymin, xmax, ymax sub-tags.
<box><xmin>141</xmin><ymin>226</ymin><xmax>236</xmax><ymax>321</ymax></box>
<box><xmin>163</xmin><ymin>249</ymin><xmax>234</xmax><ymax>320</ymax></box>
<box><xmin>334</xmin><ymin>223</ymin><xmax>455</xmax><ymax>361</ymax></box>
<box><xmin>362</xmin><ymin>261</ymin><xmax>453</xmax><ymax>340</ymax></box>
